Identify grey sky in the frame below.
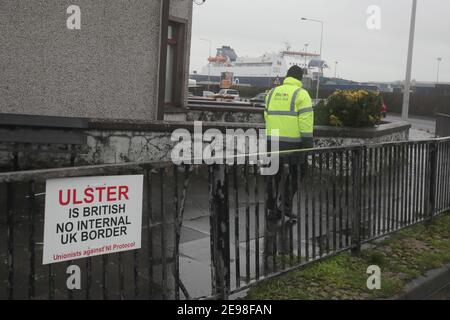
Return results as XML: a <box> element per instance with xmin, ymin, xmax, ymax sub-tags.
<box><xmin>190</xmin><ymin>0</ymin><xmax>450</xmax><ymax>83</ymax></box>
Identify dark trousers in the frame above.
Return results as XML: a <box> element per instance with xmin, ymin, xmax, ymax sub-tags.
<box><xmin>266</xmin><ymin>141</ymin><xmax>307</xmax><ymax>217</ymax></box>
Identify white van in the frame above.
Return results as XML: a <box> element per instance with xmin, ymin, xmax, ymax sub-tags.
<box><xmin>217</xmin><ymin>89</ymin><xmax>240</xmax><ymax>100</ymax></box>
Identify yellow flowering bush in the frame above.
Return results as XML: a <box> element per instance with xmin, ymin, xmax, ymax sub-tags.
<box><xmin>315</xmin><ymin>90</ymin><xmax>383</xmax><ymax>127</ymax></box>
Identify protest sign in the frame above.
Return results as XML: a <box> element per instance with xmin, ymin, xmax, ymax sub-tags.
<box><xmin>42</xmin><ymin>175</ymin><xmax>143</xmax><ymax>265</ymax></box>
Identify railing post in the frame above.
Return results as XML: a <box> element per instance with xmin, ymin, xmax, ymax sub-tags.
<box><xmin>6</xmin><ymin>182</ymin><xmax>15</xmax><ymax>299</ymax></box>
<box><xmin>428</xmin><ymin>141</ymin><xmax>438</xmax><ymax>222</ymax></box>
<box><xmin>351</xmin><ymin>147</ymin><xmax>363</xmax><ymax>255</ymax></box>
<box><xmin>209</xmin><ymin>164</ymin><xmax>231</xmax><ymax>299</ymax></box>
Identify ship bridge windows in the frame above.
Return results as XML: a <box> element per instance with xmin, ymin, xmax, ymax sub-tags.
<box><xmin>234</xmin><ymin>62</ymin><xmax>272</xmax><ymax>67</ymax></box>
<box><xmin>288</xmin><ymin>63</ymin><xmax>306</xmax><ymax>67</ymax></box>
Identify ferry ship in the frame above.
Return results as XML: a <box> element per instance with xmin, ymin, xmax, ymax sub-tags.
<box><xmin>190</xmin><ymin>45</ymin><xmax>328</xmax><ymax>89</ymax></box>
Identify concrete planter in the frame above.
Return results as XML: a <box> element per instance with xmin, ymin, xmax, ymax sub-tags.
<box><xmin>314</xmin><ymin>121</ymin><xmax>411</xmax><ymax>148</ymax></box>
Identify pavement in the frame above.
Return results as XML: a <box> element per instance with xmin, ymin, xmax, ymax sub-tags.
<box><xmin>386</xmin><ymin>114</ymin><xmax>436</xmax><ymax>140</ymax></box>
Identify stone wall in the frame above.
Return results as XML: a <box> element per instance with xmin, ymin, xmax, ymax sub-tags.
<box><xmin>80</xmin><ymin>125</ymin><xmax>410</xmax><ymax>165</ymax></box>
<box><xmin>78</xmin><ymin>120</ymin><xmax>268</xmax><ymax>165</ymax></box>
<box><xmin>0</xmin><ymin>119</ymin><xmax>412</xmax><ymax>170</ymax></box>
<box><xmin>82</xmin><ymin>130</ymin><xmax>174</xmax><ymax>164</ymax></box>
<box><xmin>81</xmin><ymin>126</ymin><xmax>409</xmax><ymax>166</ymax></box>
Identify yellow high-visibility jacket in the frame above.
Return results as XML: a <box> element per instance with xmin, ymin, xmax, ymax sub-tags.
<box><xmin>264</xmin><ymin>77</ymin><xmax>314</xmax><ymax>147</ymax></box>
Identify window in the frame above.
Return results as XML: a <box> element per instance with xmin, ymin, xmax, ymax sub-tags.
<box><xmin>164</xmin><ymin>19</ymin><xmax>186</xmax><ymax>107</ymax></box>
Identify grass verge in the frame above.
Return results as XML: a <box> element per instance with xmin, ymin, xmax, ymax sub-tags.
<box><xmin>246</xmin><ymin>213</ymin><xmax>450</xmax><ymax>300</ymax></box>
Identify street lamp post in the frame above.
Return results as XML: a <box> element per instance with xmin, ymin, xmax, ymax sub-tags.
<box><xmin>200</xmin><ymin>38</ymin><xmax>212</xmax><ymax>91</ymax></box>
<box><xmin>402</xmin><ymin>0</ymin><xmax>418</xmax><ymax>121</ymax></box>
<box><xmin>335</xmin><ymin>61</ymin><xmax>338</xmax><ymax>79</ymax></box>
<box><xmin>301</xmin><ymin>18</ymin><xmax>324</xmax><ymax>100</ymax></box>
<box><xmin>304</xmin><ymin>43</ymin><xmax>309</xmax><ymax>68</ymax></box>
<box><xmin>437</xmin><ymin>57</ymin><xmax>442</xmax><ymax>83</ymax></box>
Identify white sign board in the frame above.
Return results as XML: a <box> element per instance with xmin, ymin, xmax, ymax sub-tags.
<box><xmin>43</xmin><ymin>175</ymin><xmax>144</xmax><ymax>265</ymax></box>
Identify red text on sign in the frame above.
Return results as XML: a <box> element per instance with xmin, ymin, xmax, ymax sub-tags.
<box><xmin>58</xmin><ymin>186</ymin><xmax>129</xmax><ymax>206</ymax></box>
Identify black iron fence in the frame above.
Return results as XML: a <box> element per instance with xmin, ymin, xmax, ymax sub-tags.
<box><xmin>1</xmin><ymin>138</ymin><xmax>450</xmax><ymax>300</ymax></box>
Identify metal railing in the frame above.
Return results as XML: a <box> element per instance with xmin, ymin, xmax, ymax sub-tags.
<box><xmin>1</xmin><ymin>138</ymin><xmax>450</xmax><ymax>300</ymax></box>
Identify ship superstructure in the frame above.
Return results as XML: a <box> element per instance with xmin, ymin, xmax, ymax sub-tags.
<box><xmin>191</xmin><ymin>45</ymin><xmax>328</xmax><ymax>88</ymax></box>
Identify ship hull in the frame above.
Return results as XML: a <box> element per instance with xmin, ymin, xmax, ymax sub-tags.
<box><xmin>190</xmin><ymin>74</ymin><xmax>282</xmax><ymax>88</ymax></box>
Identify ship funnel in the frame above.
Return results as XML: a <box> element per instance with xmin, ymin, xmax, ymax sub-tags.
<box><xmin>216</xmin><ymin>46</ymin><xmax>238</xmax><ymax>62</ymax></box>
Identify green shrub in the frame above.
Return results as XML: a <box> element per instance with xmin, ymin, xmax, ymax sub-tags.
<box><xmin>314</xmin><ymin>90</ymin><xmax>383</xmax><ymax>127</ymax></box>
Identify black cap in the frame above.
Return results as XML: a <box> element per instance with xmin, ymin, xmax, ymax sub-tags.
<box><xmin>286</xmin><ymin>65</ymin><xmax>304</xmax><ymax>81</ymax></box>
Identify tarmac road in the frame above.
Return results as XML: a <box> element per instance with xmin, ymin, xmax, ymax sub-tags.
<box><xmin>386</xmin><ymin>114</ymin><xmax>436</xmax><ymax>137</ymax></box>
<box><xmin>425</xmin><ymin>283</ymin><xmax>450</xmax><ymax>300</ymax></box>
